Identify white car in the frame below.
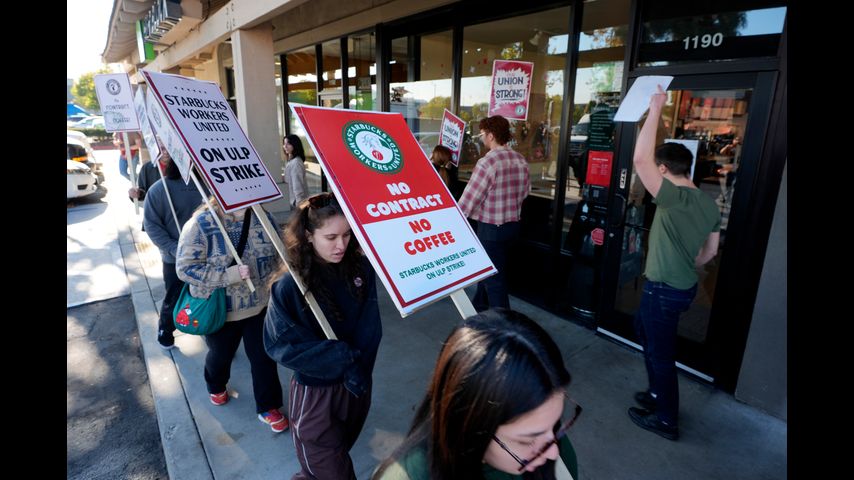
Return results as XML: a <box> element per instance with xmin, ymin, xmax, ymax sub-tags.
<box><xmin>70</xmin><ymin>115</ymin><xmax>105</xmax><ymax>129</ymax></box>
<box><xmin>67</xmin><ymin>136</ymin><xmax>104</xmax><ymax>183</ymax></box>
<box><xmin>67</xmin><ymin>160</ymin><xmax>98</xmax><ymax>199</ymax></box>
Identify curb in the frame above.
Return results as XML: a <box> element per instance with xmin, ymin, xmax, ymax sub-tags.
<box><xmin>117</xmin><ymin>204</ymin><xmax>214</xmax><ymax>480</ymax></box>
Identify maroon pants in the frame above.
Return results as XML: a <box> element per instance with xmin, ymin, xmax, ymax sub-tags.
<box><xmin>289</xmin><ymin>377</ymin><xmax>372</xmax><ymax>480</ymax></box>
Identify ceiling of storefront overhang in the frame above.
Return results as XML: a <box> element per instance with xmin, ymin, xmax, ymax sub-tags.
<box><xmin>102</xmin><ymin>0</ymin><xmax>156</xmax><ymax>63</ymax></box>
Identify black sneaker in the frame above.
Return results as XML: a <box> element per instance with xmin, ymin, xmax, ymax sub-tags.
<box><xmin>157</xmin><ymin>329</ymin><xmax>175</xmax><ymax>350</ymax></box>
<box><xmin>634</xmin><ymin>391</ymin><xmax>657</xmax><ymax>410</ymax></box>
<box><xmin>627</xmin><ymin>407</ymin><xmax>678</xmax><ymax>441</ymax></box>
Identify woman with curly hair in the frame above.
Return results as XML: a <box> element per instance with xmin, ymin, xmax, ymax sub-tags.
<box><xmin>264</xmin><ymin>192</ymin><xmax>382</xmax><ymax>480</ymax></box>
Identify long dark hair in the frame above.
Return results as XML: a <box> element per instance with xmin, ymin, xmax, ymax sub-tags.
<box><xmin>270</xmin><ymin>192</ymin><xmax>364</xmax><ymax>320</ymax></box>
<box><xmin>284</xmin><ymin>134</ymin><xmax>306</xmax><ymax>161</ymax></box>
<box><xmin>373</xmin><ymin>309</ymin><xmax>572</xmax><ymax>480</ymax></box>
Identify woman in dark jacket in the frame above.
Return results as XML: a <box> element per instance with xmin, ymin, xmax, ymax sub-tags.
<box><xmin>264</xmin><ymin>192</ymin><xmax>382</xmax><ymax>480</ymax></box>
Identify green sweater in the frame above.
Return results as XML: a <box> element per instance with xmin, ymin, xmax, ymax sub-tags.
<box><xmin>645</xmin><ymin>178</ymin><xmax>721</xmax><ymax>289</ymax></box>
<box><xmin>376</xmin><ymin>436</ymin><xmax>578</xmax><ymax>480</ymax></box>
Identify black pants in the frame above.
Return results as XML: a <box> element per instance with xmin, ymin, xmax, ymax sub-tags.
<box><xmin>158</xmin><ymin>262</ymin><xmax>183</xmax><ymax>335</ymax></box>
<box><xmin>203</xmin><ymin>309</ymin><xmax>284</xmax><ymax>414</ymax></box>
<box><xmin>472</xmin><ymin>221</ymin><xmax>520</xmax><ymax>311</ymax></box>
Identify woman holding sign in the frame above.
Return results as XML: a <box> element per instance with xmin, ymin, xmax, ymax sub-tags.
<box><xmin>264</xmin><ymin>192</ymin><xmax>382</xmax><ymax>480</ymax></box>
<box><xmin>175</xmin><ymin>199</ymin><xmax>289</xmax><ymax>433</ymax></box>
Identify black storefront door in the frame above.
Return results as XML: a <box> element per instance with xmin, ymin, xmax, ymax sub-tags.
<box><xmin>595</xmin><ymin>71</ymin><xmax>777</xmax><ymax>388</ymax></box>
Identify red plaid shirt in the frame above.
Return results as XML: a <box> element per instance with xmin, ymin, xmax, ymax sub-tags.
<box><xmin>458</xmin><ymin>146</ymin><xmax>530</xmax><ymax>225</ymax></box>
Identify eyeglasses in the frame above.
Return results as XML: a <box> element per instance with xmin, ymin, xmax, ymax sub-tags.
<box><xmin>306</xmin><ymin>194</ymin><xmax>334</xmax><ymax>209</ymax></box>
<box><xmin>492</xmin><ymin>400</ymin><xmax>582</xmax><ymax>472</ymax></box>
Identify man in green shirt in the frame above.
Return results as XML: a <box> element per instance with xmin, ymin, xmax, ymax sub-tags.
<box><xmin>627</xmin><ymin>86</ymin><xmax>721</xmax><ymax>441</ymax></box>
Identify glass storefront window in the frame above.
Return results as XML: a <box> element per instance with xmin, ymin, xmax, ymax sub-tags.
<box><xmin>286</xmin><ymin>45</ymin><xmax>322</xmax><ymax>198</ymax></box>
<box><xmin>459</xmin><ymin>7</ymin><xmax>571</xmax><ymax>244</ymax></box>
<box><xmin>320</xmin><ymin>40</ymin><xmax>346</xmax><ymax>108</ymax></box>
<box><xmin>637</xmin><ymin>0</ymin><xmax>787</xmax><ymax>67</ymax></box>
<box><xmin>560</xmin><ymin>0</ymin><xmax>629</xmax><ymax>251</ymax></box>
<box><xmin>348</xmin><ymin>33</ymin><xmax>378</xmax><ymax>111</ymax></box>
<box><xmin>389</xmin><ymin>30</ymin><xmax>453</xmax><ymax>160</ymax></box>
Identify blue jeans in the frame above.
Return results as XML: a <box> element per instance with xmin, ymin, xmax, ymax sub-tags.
<box><xmin>118</xmin><ymin>153</ymin><xmax>138</xmax><ymax>181</ymax></box>
<box><xmin>633</xmin><ymin>280</ymin><xmax>697</xmax><ymax>425</ymax></box>
<box><xmin>472</xmin><ymin>221</ymin><xmax>520</xmax><ymax>311</ymax></box>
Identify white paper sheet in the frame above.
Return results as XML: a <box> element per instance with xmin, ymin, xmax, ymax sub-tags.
<box><xmin>613</xmin><ymin>76</ymin><xmax>674</xmax><ymax>122</ymax></box>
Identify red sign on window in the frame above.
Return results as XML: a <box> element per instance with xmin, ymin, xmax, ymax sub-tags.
<box><xmin>586</xmin><ymin>150</ymin><xmax>614</xmax><ymax>187</ymax></box>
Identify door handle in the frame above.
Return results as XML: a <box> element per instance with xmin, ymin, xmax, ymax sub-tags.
<box><xmin>611</xmin><ymin>192</ymin><xmax>628</xmax><ymax>229</ymax></box>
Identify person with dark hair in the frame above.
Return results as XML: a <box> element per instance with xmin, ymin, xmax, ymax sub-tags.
<box><xmin>142</xmin><ymin>144</ymin><xmax>204</xmax><ymax>349</ymax></box>
<box><xmin>129</xmin><ymin>151</ymin><xmax>167</xmax><ymax>203</ymax></box>
<box><xmin>430</xmin><ymin>144</ymin><xmax>454</xmax><ymax>191</ymax></box>
<box><xmin>283</xmin><ymin>134</ymin><xmax>309</xmax><ymax>208</ymax></box>
<box><xmin>176</xmin><ymin>196</ymin><xmax>288</xmax><ymax>433</ymax></box>
<box><xmin>373</xmin><ymin>308</ymin><xmax>580</xmax><ymax>480</ymax></box>
<box><xmin>627</xmin><ymin>86</ymin><xmax>720</xmax><ymax>441</ymax></box>
<box><xmin>458</xmin><ymin>115</ymin><xmax>530</xmax><ymax>311</ymax></box>
<box><xmin>263</xmin><ymin>192</ymin><xmax>382</xmax><ymax>480</ymax></box>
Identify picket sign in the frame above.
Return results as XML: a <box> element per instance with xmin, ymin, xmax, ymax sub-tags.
<box><xmin>142</xmin><ymin>70</ymin><xmax>336</xmax><ymax>338</ymax></box>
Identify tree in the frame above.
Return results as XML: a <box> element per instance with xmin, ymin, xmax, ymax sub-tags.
<box><xmin>418</xmin><ymin>96</ymin><xmax>450</xmax><ymax>120</ymax></box>
<box><xmin>72</xmin><ymin>68</ymin><xmax>112</xmax><ymax>113</ymax></box>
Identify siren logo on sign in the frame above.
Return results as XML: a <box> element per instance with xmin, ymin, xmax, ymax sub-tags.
<box><xmin>106</xmin><ymin>79</ymin><xmax>121</xmax><ymax>95</ymax></box>
<box><xmin>342</xmin><ymin>121</ymin><xmax>403</xmax><ymax>174</ymax></box>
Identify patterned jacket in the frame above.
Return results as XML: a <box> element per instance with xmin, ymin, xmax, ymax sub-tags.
<box><xmin>176</xmin><ymin>208</ymin><xmax>282</xmax><ymax>322</ymax></box>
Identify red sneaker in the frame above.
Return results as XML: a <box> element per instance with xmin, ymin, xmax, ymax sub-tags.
<box><xmin>258</xmin><ymin>408</ymin><xmax>289</xmax><ymax>433</ymax></box>
<box><xmin>210</xmin><ymin>391</ymin><xmax>228</xmax><ymax>406</ymax></box>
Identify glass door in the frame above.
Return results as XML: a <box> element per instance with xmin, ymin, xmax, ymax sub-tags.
<box><xmin>597</xmin><ymin>72</ymin><xmax>773</xmax><ymax>382</ymax></box>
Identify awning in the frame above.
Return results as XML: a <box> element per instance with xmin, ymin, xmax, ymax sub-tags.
<box><xmin>67</xmin><ymin>102</ymin><xmax>90</xmax><ymax>117</ymax></box>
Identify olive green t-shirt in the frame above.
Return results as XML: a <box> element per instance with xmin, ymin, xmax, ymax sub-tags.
<box><xmin>376</xmin><ymin>436</ymin><xmax>579</xmax><ymax>480</ymax></box>
<box><xmin>645</xmin><ymin>178</ymin><xmax>721</xmax><ymax>289</ymax></box>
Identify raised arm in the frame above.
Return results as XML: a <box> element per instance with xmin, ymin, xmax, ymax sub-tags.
<box><xmin>633</xmin><ymin>85</ymin><xmax>667</xmax><ymax>198</ymax></box>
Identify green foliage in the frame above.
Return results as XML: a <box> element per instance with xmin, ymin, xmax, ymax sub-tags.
<box><xmin>500</xmin><ymin>42</ymin><xmax>523</xmax><ymax>60</ymax></box>
<box><xmin>69</xmin><ymin>127</ymin><xmax>111</xmax><ymax>143</ymax></box>
<box><xmin>288</xmin><ymin>90</ymin><xmax>317</xmax><ymax>106</ymax></box>
<box><xmin>418</xmin><ymin>96</ymin><xmax>450</xmax><ymax>120</ymax></box>
<box><xmin>72</xmin><ymin>68</ymin><xmax>112</xmax><ymax>112</ymax></box>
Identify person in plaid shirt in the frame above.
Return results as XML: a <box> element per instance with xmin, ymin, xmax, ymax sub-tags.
<box><xmin>458</xmin><ymin>115</ymin><xmax>530</xmax><ymax>311</ymax></box>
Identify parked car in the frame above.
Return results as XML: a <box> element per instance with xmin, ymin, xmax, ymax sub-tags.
<box><xmin>67</xmin><ymin>136</ymin><xmax>104</xmax><ymax>183</ymax></box>
<box><xmin>67</xmin><ymin>160</ymin><xmax>98</xmax><ymax>199</ymax></box>
<box><xmin>413</xmin><ymin>132</ymin><xmax>440</xmax><ymax>158</ymax></box>
<box><xmin>71</xmin><ymin>115</ymin><xmax>105</xmax><ymax>129</ymax></box>
<box><xmin>67</xmin><ymin>129</ymin><xmax>95</xmax><ymax>155</ymax></box>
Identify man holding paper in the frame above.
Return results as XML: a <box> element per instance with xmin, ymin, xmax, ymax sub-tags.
<box><xmin>627</xmin><ymin>86</ymin><xmax>721</xmax><ymax>441</ymax></box>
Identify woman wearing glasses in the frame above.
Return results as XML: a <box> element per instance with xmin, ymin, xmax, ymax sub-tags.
<box><xmin>373</xmin><ymin>308</ymin><xmax>580</xmax><ymax>480</ymax></box>
<box><xmin>264</xmin><ymin>192</ymin><xmax>382</xmax><ymax>480</ymax></box>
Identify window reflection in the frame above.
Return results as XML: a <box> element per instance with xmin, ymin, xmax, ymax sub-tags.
<box><xmin>348</xmin><ymin>33</ymin><xmax>378</xmax><ymax>111</ymax></box>
<box><xmin>459</xmin><ymin>6</ymin><xmax>571</xmax><ymax>244</ymax></box>
<box><xmin>560</xmin><ymin>0</ymin><xmax>629</xmax><ymax>251</ymax></box>
<box><xmin>390</xmin><ymin>31</ymin><xmax>454</xmax><ymax>164</ymax></box>
<box><xmin>285</xmin><ymin>45</ymin><xmax>323</xmax><ymax>199</ymax></box>
<box><xmin>320</xmin><ymin>40</ymin><xmax>344</xmax><ymax>108</ymax></box>
<box><xmin>638</xmin><ymin>1</ymin><xmax>786</xmax><ymax>66</ymax></box>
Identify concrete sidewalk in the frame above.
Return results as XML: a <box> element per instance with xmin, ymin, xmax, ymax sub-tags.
<box><xmin>117</xmin><ymin>199</ymin><xmax>786</xmax><ymax>480</ymax></box>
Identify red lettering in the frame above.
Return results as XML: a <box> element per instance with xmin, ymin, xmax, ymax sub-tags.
<box><xmin>402</xmin><ymin>230</ymin><xmax>457</xmax><ymax>256</ymax></box>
